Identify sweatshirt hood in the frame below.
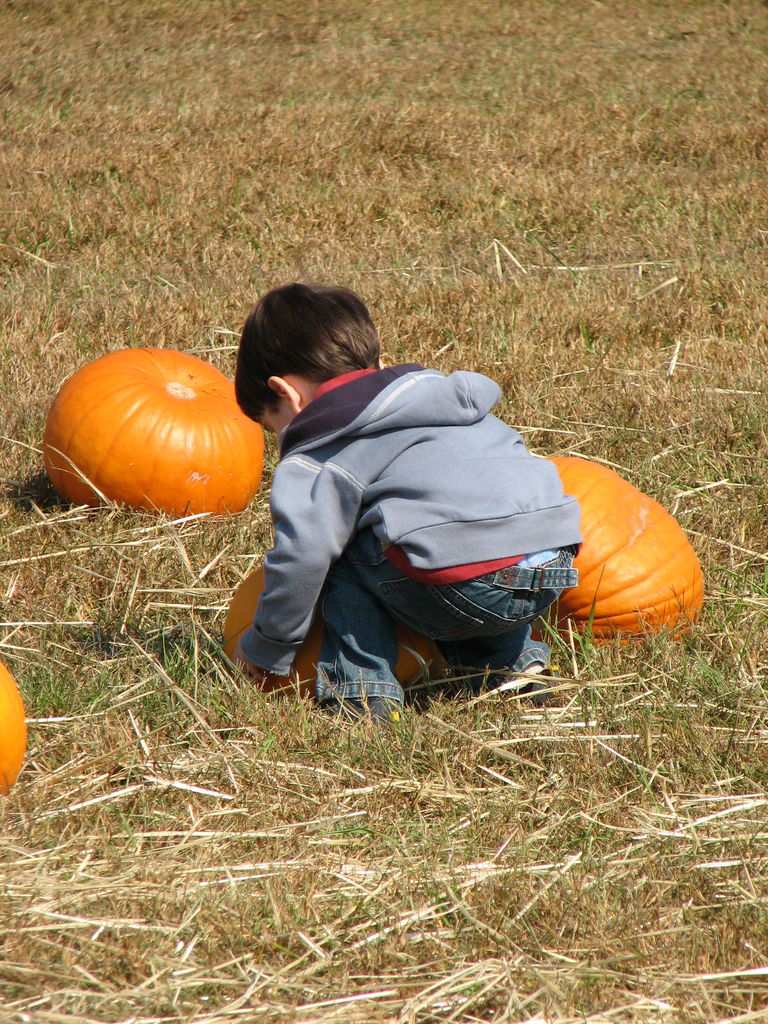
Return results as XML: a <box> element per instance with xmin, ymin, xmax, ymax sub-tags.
<box><xmin>280</xmin><ymin>365</ymin><xmax>501</xmax><ymax>456</ymax></box>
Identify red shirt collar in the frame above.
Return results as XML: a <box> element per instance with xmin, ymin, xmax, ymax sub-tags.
<box><xmin>314</xmin><ymin>368</ymin><xmax>379</xmax><ymax>399</ymax></box>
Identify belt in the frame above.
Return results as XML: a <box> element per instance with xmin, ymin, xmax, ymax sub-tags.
<box><xmin>490</xmin><ymin>565</ymin><xmax>580</xmax><ymax>591</ymax></box>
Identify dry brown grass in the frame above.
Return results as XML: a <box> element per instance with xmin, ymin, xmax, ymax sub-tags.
<box><xmin>2</xmin><ymin>1</ymin><xmax>768</xmax><ymax>1021</ymax></box>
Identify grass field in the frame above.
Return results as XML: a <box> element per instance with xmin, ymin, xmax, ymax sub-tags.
<box><xmin>2</xmin><ymin>1</ymin><xmax>768</xmax><ymax>1021</ymax></box>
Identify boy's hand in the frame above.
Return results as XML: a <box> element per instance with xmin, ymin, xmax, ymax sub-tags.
<box><xmin>232</xmin><ymin>638</ymin><xmax>269</xmax><ymax>684</ymax></box>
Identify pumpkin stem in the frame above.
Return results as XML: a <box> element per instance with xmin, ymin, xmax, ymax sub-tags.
<box><xmin>165</xmin><ymin>381</ymin><xmax>196</xmax><ymax>400</ymax></box>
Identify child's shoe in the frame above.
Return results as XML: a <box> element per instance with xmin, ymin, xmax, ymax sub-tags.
<box><xmin>493</xmin><ymin>664</ymin><xmax>560</xmax><ymax>706</ymax></box>
<box><xmin>320</xmin><ymin>696</ymin><xmax>402</xmax><ymax>725</ymax></box>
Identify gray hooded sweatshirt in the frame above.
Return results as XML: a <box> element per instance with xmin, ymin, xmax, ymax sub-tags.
<box><xmin>239</xmin><ymin>364</ymin><xmax>582</xmax><ymax>673</ymax></box>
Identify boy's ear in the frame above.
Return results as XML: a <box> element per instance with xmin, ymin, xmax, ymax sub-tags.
<box><xmin>266</xmin><ymin>375</ymin><xmax>301</xmax><ymax>414</ymax></box>
<box><xmin>267</xmin><ymin>375</ymin><xmax>316</xmax><ymax>414</ymax></box>
<box><xmin>266</xmin><ymin>375</ymin><xmax>293</xmax><ymax>400</ymax></box>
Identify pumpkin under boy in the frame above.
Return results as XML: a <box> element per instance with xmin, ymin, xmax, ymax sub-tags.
<box><xmin>232</xmin><ymin>282</ymin><xmax>582</xmax><ymax>724</ymax></box>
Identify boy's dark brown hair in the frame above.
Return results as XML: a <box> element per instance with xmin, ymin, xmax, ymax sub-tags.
<box><xmin>235</xmin><ymin>282</ymin><xmax>381</xmax><ymax>421</ymax></box>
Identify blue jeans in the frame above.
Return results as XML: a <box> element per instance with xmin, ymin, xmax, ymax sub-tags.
<box><xmin>316</xmin><ymin>527</ymin><xmax>578</xmax><ymax>706</ymax></box>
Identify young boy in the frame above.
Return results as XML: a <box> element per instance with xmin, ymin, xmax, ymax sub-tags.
<box><xmin>232</xmin><ymin>282</ymin><xmax>582</xmax><ymax>723</ymax></box>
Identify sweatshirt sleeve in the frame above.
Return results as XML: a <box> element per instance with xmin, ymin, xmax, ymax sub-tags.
<box><xmin>237</xmin><ymin>455</ymin><xmax>365</xmax><ymax>675</ymax></box>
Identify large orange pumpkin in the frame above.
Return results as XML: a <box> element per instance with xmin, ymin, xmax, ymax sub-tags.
<box><xmin>0</xmin><ymin>661</ymin><xmax>27</xmax><ymax>795</ymax></box>
<box><xmin>43</xmin><ymin>348</ymin><xmax>264</xmax><ymax>514</ymax></box>
<box><xmin>542</xmin><ymin>456</ymin><xmax>704</xmax><ymax>638</ymax></box>
<box><xmin>223</xmin><ymin>566</ymin><xmax>444</xmax><ymax>697</ymax></box>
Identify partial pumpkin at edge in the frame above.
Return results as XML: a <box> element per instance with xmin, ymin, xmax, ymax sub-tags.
<box><xmin>0</xmin><ymin>661</ymin><xmax>27</xmax><ymax>796</ymax></box>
